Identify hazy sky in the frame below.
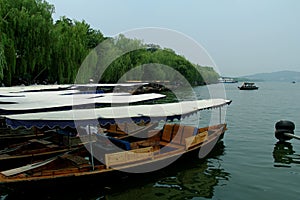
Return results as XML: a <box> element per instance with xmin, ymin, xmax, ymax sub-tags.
<box><xmin>47</xmin><ymin>0</ymin><xmax>300</xmax><ymax>77</ymax></box>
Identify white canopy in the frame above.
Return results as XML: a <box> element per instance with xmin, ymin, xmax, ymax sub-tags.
<box><xmin>0</xmin><ymin>93</ymin><xmax>165</xmax><ymax>115</ymax></box>
<box><xmin>70</xmin><ymin>83</ymin><xmax>148</xmax><ymax>88</ymax></box>
<box><xmin>5</xmin><ymin>99</ymin><xmax>232</xmax><ymax>129</ymax></box>
<box><xmin>0</xmin><ymin>85</ymin><xmax>72</xmax><ymax>94</ymax></box>
<box><xmin>0</xmin><ymin>83</ymin><xmax>147</xmax><ymax>94</ymax></box>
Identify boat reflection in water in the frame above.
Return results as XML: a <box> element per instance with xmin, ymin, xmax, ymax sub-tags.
<box><xmin>273</xmin><ymin>142</ymin><xmax>300</xmax><ymax>168</ymax></box>
<box><xmin>0</xmin><ymin>142</ymin><xmax>230</xmax><ymax>199</ymax></box>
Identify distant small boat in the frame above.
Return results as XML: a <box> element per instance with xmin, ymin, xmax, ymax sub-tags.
<box><xmin>292</xmin><ymin>81</ymin><xmax>296</xmax><ymax>84</ymax></box>
<box><xmin>238</xmin><ymin>82</ymin><xmax>258</xmax><ymax>90</ymax></box>
<box><xmin>218</xmin><ymin>77</ymin><xmax>238</xmax><ymax>83</ymax></box>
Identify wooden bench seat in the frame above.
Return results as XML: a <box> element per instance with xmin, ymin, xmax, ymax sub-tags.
<box><xmin>157</xmin><ymin>124</ymin><xmax>210</xmax><ymax>150</ymax></box>
<box><xmin>160</xmin><ymin>124</ymin><xmax>198</xmax><ymax>146</ymax></box>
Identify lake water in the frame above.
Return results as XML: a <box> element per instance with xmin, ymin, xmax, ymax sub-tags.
<box><xmin>1</xmin><ymin>82</ymin><xmax>300</xmax><ymax>199</ymax></box>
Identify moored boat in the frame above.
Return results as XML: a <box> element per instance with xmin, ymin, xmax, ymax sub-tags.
<box><xmin>0</xmin><ymin>121</ymin><xmax>159</xmax><ymax>170</ymax></box>
<box><xmin>0</xmin><ymin>132</ymin><xmax>83</xmax><ymax>170</ymax></box>
<box><xmin>0</xmin><ymin>123</ymin><xmax>227</xmax><ymax>187</ymax></box>
<box><xmin>0</xmin><ymin>98</ymin><xmax>232</xmax><ymax>188</ymax></box>
<box><xmin>218</xmin><ymin>77</ymin><xmax>238</xmax><ymax>83</ymax></box>
<box><xmin>238</xmin><ymin>82</ymin><xmax>258</xmax><ymax>90</ymax></box>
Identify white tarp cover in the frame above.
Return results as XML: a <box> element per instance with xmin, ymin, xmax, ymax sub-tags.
<box><xmin>0</xmin><ymin>85</ymin><xmax>72</xmax><ymax>94</ymax></box>
<box><xmin>0</xmin><ymin>83</ymin><xmax>146</xmax><ymax>94</ymax></box>
<box><xmin>0</xmin><ymin>93</ymin><xmax>165</xmax><ymax>114</ymax></box>
<box><xmin>5</xmin><ymin>99</ymin><xmax>232</xmax><ymax>129</ymax></box>
<box><xmin>70</xmin><ymin>83</ymin><xmax>147</xmax><ymax>88</ymax></box>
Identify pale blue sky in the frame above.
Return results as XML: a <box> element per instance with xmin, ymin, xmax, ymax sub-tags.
<box><xmin>47</xmin><ymin>0</ymin><xmax>300</xmax><ymax>77</ymax></box>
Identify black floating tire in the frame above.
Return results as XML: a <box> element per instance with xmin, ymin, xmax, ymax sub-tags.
<box><xmin>275</xmin><ymin>120</ymin><xmax>295</xmax><ymax>132</ymax></box>
<box><xmin>275</xmin><ymin>120</ymin><xmax>295</xmax><ymax>141</ymax></box>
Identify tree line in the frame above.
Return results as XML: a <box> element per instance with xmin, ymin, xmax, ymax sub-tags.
<box><xmin>0</xmin><ymin>0</ymin><xmax>220</xmax><ymax>86</ymax></box>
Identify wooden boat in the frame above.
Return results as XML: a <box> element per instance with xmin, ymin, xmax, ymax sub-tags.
<box><xmin>0</xmin><ymin>123</ymin><xmax>226</xmax><ymax>187</ymax></box>
<box><xmin>238</xmin><ymin>82</ymin><xmax>258</xmax><ymax>90</ymax></box>
<box><xmin>0</xmin><ymin>122</ymin><xmax>159</xmax><ymax>170</ymax></box>
<box><xmin>0</xmin><ymin>133</ymin><xmax>83</xmax><ymax>171</ymax></box>
<box><xmin>0</xmin><ymin>127</ymin><xmax>48</xmax><ymax>149</ymax></box>
<box><xmin>0</xmin><ymin>98</ymin><xmax>231</xmax><ymax>187</ymax></box>
<box><xmin>218</xmin><ymin>77</ymin><xmax>238</xmax><ymax>83</ymax></box>
<box><xmin>0</xmin><ymin>89</ymin><xmax>165</xmax><ymax>148</ymax></box>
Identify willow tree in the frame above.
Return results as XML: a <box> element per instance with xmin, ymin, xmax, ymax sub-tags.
<box><xmin>0</xmin><ymin>0</ymin><xmax>54</xmax><ymax>85</ymax></box>
<box><xmin>0</xmin><ymin>37</ymin><xmax>7</xmax><ymax>81</ymax></box>
<box><xmin>100</xmin><ymin>38</ymin><xmax>219</xmax><ymax>86</ymax></box>
<box><xmin>51</xmin><ymin>17</ymin><xmax>104</xmax><ymax>84</ymax></box>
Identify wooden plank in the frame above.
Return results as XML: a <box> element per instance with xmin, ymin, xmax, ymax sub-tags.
<box><xmin>105</xmin><ymin>147</ymin><xmax>153</xmax><ymax>168</ymax></box>
<box><xmin>185</xmin><ymin>131</ymin><xmax>208</xmax><ymax>150</ymax></box>
<box><xmin>159</xmin><ymin>141</ymin><xmax>184</xmax><ymax>149</ymax></box>
<box><xmin>161</xmin><ymin>124</ymin><xmax>174</xmax><ymax>142</ymax></box>
<box><xmin>181</xmin><ymin>126</ymin><xmax>197</xmax><ymax>145</ymax></box>
<box><xmin>29</xmin><ymin>139</ymin><xmax>52</xmax><ymax>145</ymax></box>
<box><xmin>64</xmin><ymin>155</ymin><xmax>89</xmax><ymax>166</ymax></box>
<box><xmin>1</xmin><ymin>157</ymin><xmax>57</xmax><ymax>177</ymax></box>
<box><xmin>171</xmin><ymin>125</ymin><xmax>184</xmax><ymax>145</ymax></box>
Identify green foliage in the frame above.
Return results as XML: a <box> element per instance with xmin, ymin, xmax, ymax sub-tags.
<box><xmin>195</xmin><ymin>65</ymin><xmax>220</xmax><ymax>84</ymax></box>
<box><xmin>0</xmin><ymin>0</ymin><xmax>104</xmax><ymax>85</ymax></box>
<box><xmin>0</xmin><ymin>0</ymin><xmax>219</xmax><ymax>86</ymax></box>
<box><xmin>0</xmin><ymin>36</ymin><xmax>7</xmax><ymax>80</ymax></box>
<box><xmin>50</xmin><ymin>17</ymin><xmax>100</xmax><ymax>83</ymax></box>
<box><xmin>100</xmin><ymin>41</ymin><xmax>219</xmax><ymax>86</ymax></box>
<box><xmin>0</xmin><ymin>0</ymin><xmax>55</xmax><ymax>85</ymax></box>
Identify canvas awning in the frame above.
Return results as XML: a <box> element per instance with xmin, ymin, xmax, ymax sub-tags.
<box><xmin>5</xmin><ymin>99</ymin><xmax>232</xmax><ymax>129</ymax></box>
<box><xmin>0</xmin><ymin>85</ymin><xmax>72</xmax><ymax>94</ymax></box>
<box><xmin>0</xmin><ymin>83</ymin><xmax>147</xmax><ymax>95</ymax></box>
<box><xmin>0</xmin><ymin>93</ymin><xmax>165</xmax><ymax>115</ymax></box>
<box><xmin>70</xmin><ymin>83</ymin><xmax>148</xmax><ymax>88</ymax></box>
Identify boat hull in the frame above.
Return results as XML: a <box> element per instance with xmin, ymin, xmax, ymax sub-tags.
<box><xmin>238</xmin><ymin>87</ymin><xmax>258</xmax><ymax>90</ymax></box>
<box><xmin>0</xmin><ymin>124</ymin><xmax>227</xmax><ymax>189</ymax></box>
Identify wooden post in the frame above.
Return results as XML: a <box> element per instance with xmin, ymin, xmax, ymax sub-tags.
<box><xmin>88</xmin><ymin>125</ymin><xmax>95</xmax><ymax>171</ymax></box>
<box><xmin>219</xmin><ymin>107</ymin><xmax>222</xmax><ymax>124</ymax></box>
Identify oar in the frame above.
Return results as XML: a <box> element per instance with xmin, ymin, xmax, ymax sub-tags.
<box><xmin>275</xmin><ymin>120</ymin><xmax>300</xmax><ymax>141</ymax></box>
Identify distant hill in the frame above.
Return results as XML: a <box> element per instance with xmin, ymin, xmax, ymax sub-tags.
<box><xmin>241</xmin><ymin>70</ymin><xmax>300</xmax><ymax>82</ymax></box>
